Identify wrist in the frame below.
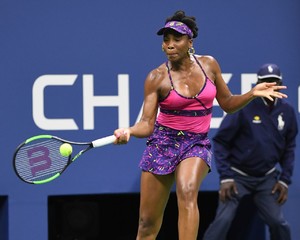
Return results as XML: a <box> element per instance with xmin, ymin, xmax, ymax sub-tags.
<box><xmin>278</xmin><ymin>180</ymin><xmax>288</xmax><ymax>189</ymax></box>
<box><xmin>248</xmin><ymin>88</ymin><xmax>257</xmax><ymax>99</ymax></box>
<box><xmin>220</xmin><ymin>179</ymin><xmax>234</xmax><ymax>184</ymax></box>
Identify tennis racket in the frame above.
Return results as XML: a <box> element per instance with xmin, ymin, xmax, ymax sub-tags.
<box><xmin>13</xmin><ymin>134</ymin><xmax>116</xmax><ymax>184</ymax></box>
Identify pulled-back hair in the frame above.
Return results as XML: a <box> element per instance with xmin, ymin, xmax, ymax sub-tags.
<box><xmin>165</xmin><ymin>10</ymin><xmax>198</xmax><ymax>38</ymax></box>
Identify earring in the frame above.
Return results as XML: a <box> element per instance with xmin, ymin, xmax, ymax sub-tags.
<box><xmin>188</xmin><ymin>47</ymin><xmax>195</xmax><ymax>55</ymax></box>
<box><xmin>162</xmin><ymin>45</ymin><xmax>165</xmax><ymax>52</ymax></box>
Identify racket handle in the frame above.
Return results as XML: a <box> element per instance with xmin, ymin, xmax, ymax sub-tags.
<box><xmin>92</xmin><ymin>135</ymin><xmax>116</xmax><ymax>148</ymax></box>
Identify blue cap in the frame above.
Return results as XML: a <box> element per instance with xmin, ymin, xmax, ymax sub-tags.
<box><xmin>257</xmin><ymin>63</ymin><xmax>282</xmax><ymax>80</ymax></box>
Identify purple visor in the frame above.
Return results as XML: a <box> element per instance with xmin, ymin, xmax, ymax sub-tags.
<box><xmin>157</xmin><ymin>21</ymin><xmax>194</xmax><ymax>38</ymax></box>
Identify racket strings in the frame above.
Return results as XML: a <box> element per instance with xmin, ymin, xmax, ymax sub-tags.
<box><xmin>15</xmin><ymin>139</ymin><xmax>69</xmax><ymax>182</ymax></box>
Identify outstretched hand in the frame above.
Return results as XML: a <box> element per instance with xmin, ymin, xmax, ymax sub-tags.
<box><xmin>252</xmin><ymin>82</ymin><xmax>287</xmax><ymax>101</ymax></box>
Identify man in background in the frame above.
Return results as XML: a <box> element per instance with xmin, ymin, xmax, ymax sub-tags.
<box><xmin>203</xmin><ymin>63</ymin><xmax>298</xmax><ymax>240</ymax></box>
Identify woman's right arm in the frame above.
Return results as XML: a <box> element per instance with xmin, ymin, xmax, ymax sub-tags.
<box><xmin>114</xmin><ymin>68</ymin><xmax>162</xmax><ymax>143</ymax></box>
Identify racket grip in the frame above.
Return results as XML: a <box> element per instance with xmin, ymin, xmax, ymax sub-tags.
<box><xmin>92</xmin><ymin>135</ymin><xmax>116</xmax><ymax>148</ymax></box>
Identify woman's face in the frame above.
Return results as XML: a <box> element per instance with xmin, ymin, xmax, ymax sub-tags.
<box><xmin>162</xmin><ymin>29</ymin><xmax>192</xmax><ymax>61</ymax></box>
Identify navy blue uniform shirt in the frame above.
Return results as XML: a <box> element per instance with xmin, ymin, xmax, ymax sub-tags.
<box><xmin>213</xmin><ymin>97</ymin><xmax>298</xmax><ymax>185</ymax></box>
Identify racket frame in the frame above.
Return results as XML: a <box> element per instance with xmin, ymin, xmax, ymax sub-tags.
<box><xmin>13</xmin><ymin>134</ymin><xmax>115</xmax><ymax>184</ymax></box>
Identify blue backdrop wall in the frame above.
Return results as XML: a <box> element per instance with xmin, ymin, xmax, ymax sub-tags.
<box><xmin>0</xmin><ymin>0</ymin><xmax>299</xmax><ymax>239</ymax></box>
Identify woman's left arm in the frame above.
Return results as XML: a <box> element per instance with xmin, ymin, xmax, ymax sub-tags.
<box><xmin>207</xmin><ymin>57</ymin><xmax>287</xmax><ymax>113</ymax></box>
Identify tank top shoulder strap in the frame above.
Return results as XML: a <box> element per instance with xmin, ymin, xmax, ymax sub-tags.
<box><xmin>165</xmin><ymin>61</ymin><xmax>174</xmax><ymax>89</ymax></box>
<box><xmin>193</xmin><ymin>55</ymin><xmax>208</xmax><ymax>79</ymax></box>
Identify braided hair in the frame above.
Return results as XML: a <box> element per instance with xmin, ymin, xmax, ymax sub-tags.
<box><xmin>164</xmin><ymin>10</ymin><xmax>198</xmax><ymax>38</ymax></box>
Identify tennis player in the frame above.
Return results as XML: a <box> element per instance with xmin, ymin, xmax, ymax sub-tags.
<box><xmin>114</xmin><ymin>11</ymin><xmax>288</xmax><ymax>240</ymax></box>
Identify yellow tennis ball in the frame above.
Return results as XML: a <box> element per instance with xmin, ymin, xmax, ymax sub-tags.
<box><xmin>59</xmin><ymin>143</ymin><xmax>72</xmax><ymax>157</ymax></box>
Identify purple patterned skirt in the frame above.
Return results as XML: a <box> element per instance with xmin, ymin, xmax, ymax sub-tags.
<box><xmin>139</xmin><ymin>123</ymin><xmax>212</xmax><ymax>175</ymax></box>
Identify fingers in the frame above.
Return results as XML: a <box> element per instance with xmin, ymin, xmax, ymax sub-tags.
<box><xmin>272</xmin><ymin>183</ymin><xmax>288</xmax><ymax>205</ymax></box>
<box><xmin>219</xmin><ymin>189</ymin><xmax>228</xmax><ymax>202</ymax></box>
<box><xmin>219</xmin><ymin>188</ymin><xmax>234</xmax><ymax>202</ymax></box>
<box><xmin>233</xmin><ymin>184</ymin><xmax>238</xmax><ymax>195</ymax></box>
<box><xmin>254</xmin><ymin>83</ymin><xmax>288</xmax><ymax>99</ymax></box>
<box><xmin>276</xmin><ymin>188</ymin><xmax>287</xmax><ymax>205</ymax></box>
<box><xmin>274</xmin><ymin>85</ymin><xmax>287</xmax><ymax>90</ymax></box>
<box><xmin>114</xmin><ymin>129</ymin><xmax>130</xmax><ymax>144</ymax></box>
<box><xmin>271</xmin><ymin>184</ymin><xmax>278</xmax><ymax>194</ymax></box>
<box><xmin>219</xmin><ymin>182</ymin><xmax>238</xmax><ymax>202</ymax></box>
<box><xmin>268</xmin><ymin>84</ymin><xmax>288</xmax><ymax>98</ymax></box>
<box><xmin>274</xmin><ymin>92</ymin><xmax>288</xmax><ymax>98</ymax></box>
<box><xmin>219</xmin><ymin>190</ymin><xmax>225</xmax><ymax>202</ymax></box>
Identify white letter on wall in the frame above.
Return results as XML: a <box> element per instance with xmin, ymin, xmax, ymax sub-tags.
<box><xmin>241</xmin><ymin>73</ymin><xmax>257</xmax><ymax>94</ymax></box>
<box><xmin>83</xmin><ymin>74</ymin><xmax>129</xmax><ymax>130</ymax></box>
<box><xmin>32</xmin><ymin>75</ymin><xmax>79</xmax><ymax>130</ymax></box>
<box><xmin>298</xmin><ymin>86</ymin><xmax>300</xmax><ymax>114</ymax></box>
<box><xmin>210</xmin><ymin>73</ymin><xmax>232</xmax><ymax>129</ymax></box>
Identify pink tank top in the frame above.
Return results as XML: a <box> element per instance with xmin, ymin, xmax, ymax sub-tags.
<box><xmin>157</xmin><ymin>56</ymin><xmax>217</xmax><ymax>133</ymax></box>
